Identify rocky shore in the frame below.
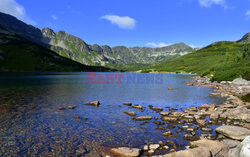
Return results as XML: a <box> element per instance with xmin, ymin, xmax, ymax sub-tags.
<box><xmin>109</xmin><ymin>76</ymin><xmax>250</xmax><ymax>157</ymax></box>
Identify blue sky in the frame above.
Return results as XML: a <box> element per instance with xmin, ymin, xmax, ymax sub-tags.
<box><xmin>0</xmin><ymin>0</ymin><xmax>249</xmax><ymax>47</ymax></box>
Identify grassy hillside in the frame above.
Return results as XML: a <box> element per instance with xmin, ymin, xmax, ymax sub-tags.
<box><xmin>0</xmin><ymin>29</ymin><xmax>113</xmax><ymax>72</ymax></box>
<box><xmin>143</xmin><ymin>41</ymin><xmax>250</xmax><ymax>82</ymax></box>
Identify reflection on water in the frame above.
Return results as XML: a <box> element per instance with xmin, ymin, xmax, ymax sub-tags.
<box><xmin>0</xmin><ymin>73</ymin><xmax>225</xmax><ymax>156</ymax></box>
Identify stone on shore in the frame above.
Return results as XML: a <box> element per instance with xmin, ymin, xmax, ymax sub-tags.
<box><xmin>222</xmin><ymin>139</ymin><xmax>240</xmax><ymax>148</ymax></box>
<box><xmin>110</xmin><ymin>147</ymin><xmax>141</xmax><ymax>157</ymax></box>
<box><xmin>134</xmin><ymin>116</ymin><xmax>152</xmax><ymax>121</ymax></box>
<box><xmin>216</xmin><ymin>125</ymin><xmax>250</xmax><ymax>140</ymax></box>
<box><xmin>124</xmin><ymin>112</ymin><xmax>136</xmax><ymax>116</ymax></box>
<box><xmin>189</xmin><ymin>138</ymin><xmax>228</xmax><ymax>156</ymax></box>
<box><xmin>232</xmin><ymin>77</ymin><xmax>249</xmax><ymax>85</ymax></box>
<box><xmin>163</xmin><ymin>147</ymin><xmax>211</xmax><ymax>157</ymax></box>
<box><xmin>84</xmin><ymin>101</ymin><xmax>100</xmax><ymax>107</ymax></box>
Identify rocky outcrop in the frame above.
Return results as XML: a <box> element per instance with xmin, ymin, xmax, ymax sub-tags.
<box><xmin>237</xmin><ymin>32</ymin><xmax>250</xmax><ymax>43</ymax></box>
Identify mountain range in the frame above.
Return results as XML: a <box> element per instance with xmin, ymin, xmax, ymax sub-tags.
<box><xmin>0</xmin><ymin>12</ymin><xmax>195</xmax><ymax>70</ymax></box>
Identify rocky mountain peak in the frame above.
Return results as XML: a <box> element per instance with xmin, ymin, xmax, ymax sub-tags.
<box><xmin>41</xmin><ymin>27</ymin><xmax>55</xmax><ymax>38</ymax></box>
<box><xmin>237</xmin><ymin>32</ymin><xmax>250</xmax><ymax>43</ymax></box>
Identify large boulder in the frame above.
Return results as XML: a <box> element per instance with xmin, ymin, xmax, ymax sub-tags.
<box><xmin>232</xmin><ymin>77</ymin><xmax>249</xmax><ymax>85</ymax></box>
<box><xmin>228</xmin><ymin>136</ymin><xmax>250</xmax><ymax>157</ymax></box>
<box><xmin>216</xmin><ymin>125</ymin><xmax>250</xmax><ymax>140</ymax></box>
<box><xmin>110</xmin><ymin>147</ymin><xmax>141</xmax><ymax>157</ymax></box>
<box><xmin>189</xmin><ymin>139</ymin><xmax>228</xmax><ymax>156</ymax></box>
<box><xmin>163</xmin><ymin>147</ymin><xmax>212</xmax><ymax>157</ymax></box>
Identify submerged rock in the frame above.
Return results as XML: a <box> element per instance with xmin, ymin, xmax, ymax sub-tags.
<box><xmin>216</xmin><ymin>125</ymin><xmax>250</xmax><ymax>140</ymax></box>
<box><xmin>134</xmin><ymin>116</ymin><xmax>152</xmax><ymax>121</ymax></box>
<box><xmin>124</xmin><ymin>112</ymin><xmax>136</xmax><ymax>116</ymax></box>
<box><xmin>84</xmin><ymin>101</ymin><xmax>100</xmax><ymax>107</ymax></box>
<box><xmin>110</xmin><ymin>147</ymin><xmax>141</xmax><ymax>157</ymax></box>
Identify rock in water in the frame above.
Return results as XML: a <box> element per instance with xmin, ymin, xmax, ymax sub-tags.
<box><xmin>84</xmin><ymin>101</ymin><xmax>100</xmax><ymax>107</ymax></box>
<box><xmin>123</xmin><ymin>102</ymin><xmax>132</xmax><ymax>106</ymax></box>
<box><xmin>216</xmin><ymin>125</ymin><xmax>250</xmax><ymax>140</ymax></box>
<box><xmin>110</xmin><ymin>147</ymin><xmax>141</xmax><ymax>157</ymax></box>
<box><xmin>67</xmin><ymin>106</ymin><xmax>75</xmax><ymax>109</ymax></box>
<box><xmin>124</xmin><ymin>112</ymin><xmax>136</xmax><ymax>116</ymax></box>
<box><xmin>134</xmin><ymin>116</ymin><xmax>152</xmax><ymax>121</ymax></box>
<box><xmin>163</xmin><ymin>147</ymin><xmax>211</xmax><ymax>157</ymax></box>
<box><xmin>57</xmin><ymin>107</ymin><xmax>65</xmax><ymax>110</ymax></box>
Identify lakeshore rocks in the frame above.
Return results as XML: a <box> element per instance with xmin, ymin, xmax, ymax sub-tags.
<box><xmin>163</xmin><ymin>147</ymin><xmax>211</xmax><ymax>157</ymax></box>
<box><xmin>134</xmin><ymin>116</ymin><xmax>152</xmax><ymax>121</ymax></box>
<box><xmin>124</xmin><ymin>112</ymin><xmax>136</xmax><ymax>116</ymax></box>
<box><xmin>84</xmin><ymin>101</ymin><xmax>100</xmax><ymax>107</ymax></box>
<box><xmin>222</xmin><ymin>139</ymin><xmax>240</xmax><ymax>148</ymax></box>
<box><xmin>110</xmin><ymin>147</ymin><xmax>141</xmax><ymax>157</ymax></box>
<box><xmin>198</xmin><ymin>104</ymin><xmax>211</xmax><ymax>110</ymax></box>
<box><xmin>216</xmin><ymin>125</ymin><xmax>250</xmax><ymax>140</ymax></box>
<box><xmin>197</xmin><ymin>119</ymin><xmax>206</xmax><ymax>126</ymax></box>
<box><xmin>189</xmin><ymin>138</ymin><xmax>228</xmax><ymax>157</ymax></box>
<box><xmin>210</xmin><ymin>111</ymin><xmax>220</xmax><ymax>120</ymax></box>
<box><xmin>232</xmin><ymin>78</ymin><xmax>249</xmax><ymax>85</ymax></box>
<box><xmin>161</xmin><ymin>117</ymin><xmax>178</xmax><ymax>123</ymax></box>
<box><xmin>149</xmin><ymin>144</ymin><xmax>160</xmax><ymax>150</ymax></box>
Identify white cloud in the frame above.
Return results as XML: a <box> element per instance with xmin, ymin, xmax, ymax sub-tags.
<box><xmin>51</xmin><ymin>15</ymin><xmax>58</xmax><ymax>20</ymax></box>
<box><xmin>101</xmin><ymin>14</ymin><xmax>136</xmax><ymax>29</ymax></box>
<box><xmin>0</xmin><ymin>0</ymin><xmax>36</xmax><ymax>25</ymax></box>
<box><xmin>246</xmin><ymin>10</ymin><xmax>250</xmax><ymax>17</ymax></box>
<box><xmin>199</xmin><ymin>0</ymin><xmax>226</xmax><ymax>8</ymax></box>
<box><xmin>146</xmin><ymin>42</ymin><xmax>171</xmax><ymax>48</ymax></box>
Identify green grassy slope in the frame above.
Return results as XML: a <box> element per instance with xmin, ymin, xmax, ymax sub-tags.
<box><xmin>143</xmin><ymin>41</ymin><xmax>250</xmax><ymax>82</ymax></box>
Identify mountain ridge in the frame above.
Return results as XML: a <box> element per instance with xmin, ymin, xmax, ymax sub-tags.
<box><xmin>0</xmin><ymin>12</ymin><xmax>195</xmax><ymax>68</ymax></box>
